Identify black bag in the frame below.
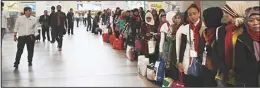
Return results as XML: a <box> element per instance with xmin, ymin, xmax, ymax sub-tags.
<box><xmin>35</xmin><ymin>30</ymin><xmax>41</xmax><ymax>40</ymax></box>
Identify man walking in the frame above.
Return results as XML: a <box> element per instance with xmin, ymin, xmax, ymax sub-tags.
<box><xmin>39</xmin><ymin>10</ymin><xmax>50</xmax><ymax>41</ymax></box>
<box><xmin>50</xmin><ymin>5</ymin><xmax>67</xmax><ymax>51</ymax></box>
<box><xmin>67</xmin><ymin>8</ymin><xmax>74</xmax><ymax>35</ymax></box>
<box><xmin>49</xmin><ymin>6</ymin><xmax>56</xmax><ymax>43</ymax></box>
<box><xmin>86</xmin><ymin>10</ymin><xmax>93</xmax><ymax>31</ymax></box>
<box><xmin>13</xmin><ymin>7</ymin><xmax>38</xmax><ymax>69</ymax></box>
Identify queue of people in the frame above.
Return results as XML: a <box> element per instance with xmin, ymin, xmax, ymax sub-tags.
<box><xmin>2</xmin><ymin>1</ymin><xmax>259</xmax><ymax>87</ymax></box>
<box><xmin>99</xmin><ymin>2</ymin><xmax>259</xmax><ymax>87</ymax></box>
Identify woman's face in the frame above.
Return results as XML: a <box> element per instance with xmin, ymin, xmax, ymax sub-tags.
<box><xmin>126</xmin><ymin>12</ymin><xmax>130</xmax><ymax>16</ymax></box>
<box><xmin>223</xmin><ymin>12</ymin><xmax>234</xmax><ymax>24</ymax></box>
<box><xmin>146</xmin><ymin>17</ymin><xmax>152</xmax><ymax>22</ymax></box>
<box><xmin>152</xmin><ymin>10</ymin><xmax>157</xmax><ymax>15</ymax></box>
<box><xmin>130</xmin><ymin>12</ymin><xmax>133</xmax><ymax>16</ymax></box>
<box><xmin>188</xmin><ymin>8</ymin><xmax>200</xmax><ymax>24</ymax></box>
<box><xmin>174</xmin><ymin>16</ymin><xmax>182</xmax><ymax>25</ymax></box>
<box><xmin>161</xmin><ymin>16</ymin><xmax>167</xmax><ymax>22</ymax></box>
<box><xmin>247</xmin><ymin>15</ymin><xmax>260</xmax><ymax>31</ymax></box>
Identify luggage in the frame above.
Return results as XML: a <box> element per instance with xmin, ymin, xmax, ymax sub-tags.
<box><xmin>137</xmin><ymin>55</ymin><xmax>150</xmax><ymax>76</ymax></box>
<box><xmin>112</xmin><ymin>35</ymin><xmax>123</xmax><ymax>50</ymax></box>
<box><xmin>135</xmin><ymin>38</ymin><xmax>142</xmax><ymax>52</ymax></box>
<box><xmin>102</xmin><ymin>33</ymin><xmax>109</xmax><ymax>42</ymax></box>
<box><xmin>162</xmin><ymin>77</ymin><xmax>174</xmax><ymax>87</ymax></box>
<box><xmin>109</xmin><ymin>34</ymin><xmax>116</xmax><ymax>45</ymax></box>
<box><xmin>146</xmin><ymin>63</ymin><xmax>156</xmax><ymax>81</ymax></box>
<box><xmin>126</xmin><ymin>45</ymin><xmax>135</xmax><ymax>61</ymax></box>
<box><xmin>155</xmin><ymin>56</ymin><xmax>165</xmax><ymax>84</ymax></box>
<box><xmin>95</xmin><ymin>27</ymin><xmax>102</xmax><ymax>35</ymax></box>
<box><xmin>170</xmin><ymin>72</ymin><xmax>184</xmax><ymax>87</ymax></box>
<box><xmin>148</xmin><ymin>38</ymin><xmax>156</xmax><ymax>54</ymax></box>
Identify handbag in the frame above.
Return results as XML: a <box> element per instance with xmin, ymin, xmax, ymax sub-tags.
<box><xmin>155</xmin><ymin>56</ymin><xmax>165</xmax><ymax>84</ymax></box>
<box><xmin>162</xmin><ymin>77</ymin><xmax>173</xmax><ymax>87</ymax></box>
<box><xmin>146</xmin><ymin>63</ymin><xmax>156</xmax><ymax>81</ymax></box>
<box><xmin>148</xmin><ymin>38</ymin><xmax>156</xmax><ymax>54</ymax></box>
<box><xmin>171</xmin><ymin>72</ymin><xmax>185</xmax><ymax>87</ymax></box>
<box><xmin>187</xmin><ymin>26</ymin><xmax>202</xmax><ymax>77</ymax></box>
<box><xmin>138</xmin><ymin>55</ymin><xmax>150</xmax><ymax>76</ymax></box>
<box><xmin>135</xmin><ymin>38</ymin><xmax>142</xmax><ymax>52</ymax></box>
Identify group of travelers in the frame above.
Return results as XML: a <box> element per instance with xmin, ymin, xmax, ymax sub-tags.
<box><xmin>98</xmin><ymin>1</ymin><xmax>259</xmax><ymax>87</ymax></box>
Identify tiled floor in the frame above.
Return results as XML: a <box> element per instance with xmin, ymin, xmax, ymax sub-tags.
<box><xmin>1</xmin><ymin>25</ymin><xmax>155</xmax><ymax>87</ymax></box>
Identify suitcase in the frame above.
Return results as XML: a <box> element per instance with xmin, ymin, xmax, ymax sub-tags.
<box><xmin>102</xmin><ymin>33</ymin><xmax>109</xmax><ymax>42</ymax></box>
<box><xmin>109</xmin><ymin>34</ymin><xmax>116</xmax><ymax>45</ymax></box>
<box><xmin>113</xmin><ymin>38</ymin><xmax>123</xmax><ymax>50</ymax></box>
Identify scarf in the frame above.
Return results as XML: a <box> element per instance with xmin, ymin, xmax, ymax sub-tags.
<box><xmin>224</xmin><ymin>23</ymin><xmax>238</xmax><ymax>69</ymax></box>
<box><xmin>247</xmin><ymin>29</ymin><xmax>260</xmax><ymax>61</ymax></box>
<box><xmin>189</xmin><ymin>20</ymin><xmax>202</xmax><ymax>52</ymax></box>
<box><xmin>247</xmin><ymin>29</ymin><xmax>260</xmax><ymax>42</ymax></box>
<box><xmin>203</xmin><ymin>28</ymin><xmax>216</xmax><ymax>45</ymax></box>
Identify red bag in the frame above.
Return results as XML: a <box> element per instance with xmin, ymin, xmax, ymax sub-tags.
<box><xmin>113</xmin><ymin>38</ymin><xmax>123</xmax><ymax>50</ymax></box>
<box><xmin>109</xmin><ymin>34</ymin><xmax>116</xmax><ymax>45</ymax></box>
<box><xmin>135</xmin><ymin>39</ymin><xmax>142</xmax><ymax>52</ymax></box>
<box><xmin>102</xmin><ymin>33</ymin><xmax>109</xmax><ymax>42</ymax></box>
<box><xmin>171</xmin><ymin>72</ymin><xmax>184</xmax><ymax>87</ymax></box>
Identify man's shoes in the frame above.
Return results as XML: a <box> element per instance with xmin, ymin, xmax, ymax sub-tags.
<box><xmin>28</xmin><ymin>62</ymin><xmax>32</xmax><ymax>66</ymax></box>
<box><xmin>14</xmin><ymin>64</ymin><xmax>19</xmax><ymax>69</ymax></box>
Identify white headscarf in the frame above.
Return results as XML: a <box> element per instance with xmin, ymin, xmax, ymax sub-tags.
<box><xmin>223</xmin><ymin>1</ymin><xmax>248</xmax><ymax>26</ymax></box>
<box><xmin>145</xmin><ymin>12</ymin><xmax>154</xmax><ymax>25</ymax></box>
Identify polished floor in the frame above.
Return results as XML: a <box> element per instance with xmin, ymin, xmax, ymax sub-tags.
<box><xmin>1</xmin><ymin>25</ymin><xmax>157</xmax><ymax>87</ymax></box>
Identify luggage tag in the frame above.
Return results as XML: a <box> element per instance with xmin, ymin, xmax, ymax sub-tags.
<box><xmin>202</xmin><ymin>47</ymin><xmax>207</xmax><ymax>65</ymax></box>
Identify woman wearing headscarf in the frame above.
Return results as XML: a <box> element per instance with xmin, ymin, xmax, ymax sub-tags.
<box><xmin>200</xmin><ymin>7</ymin><xmax>223</xmax><ymax>87</ymax></box>
<box><xmin>161</xmin><ymin>12</ymin><xmax>183</xmax><ymax>80</ymax></box>
<box><xmin>175</xmin><ymin>4</ymin><xmax>205</xmax><ymax>87</ymax></box>
<box><xmin>231</xmin><ymin>6</ymin><xmax>259</xmax><ymax>87</ymax></box>
<box><xmin>140</xmin><ymin>12</ymin><xmax>157</xmax><ymax>63</ymax></box>
<box><xmin>212</xmin><ymin>1</ymin><xmax>252</xmax><ymax>87</ymax></box>
<box><xmin>151</xmin><ymin>9</ymin><xmax>159</xmax><ymax>30</ymax></box>
<box><xmin>216</xmin><ymin>5</ymin><xmax>260</xmax><ymax>87</ymax></box>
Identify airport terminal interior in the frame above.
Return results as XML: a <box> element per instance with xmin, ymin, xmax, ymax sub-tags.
<box><xmin>1</xmin><ymin>1</ymin><xmax>260</xmax><ymax>87</ymax></box>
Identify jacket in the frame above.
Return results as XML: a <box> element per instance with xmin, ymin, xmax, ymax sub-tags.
<box><xmin>39</xmin><ymin>15</ymin><xmax>50</xmax><ymax>28</ymax></box>
<box><xmin>50</xmin><ymin>11</ymin><xmax>67</xmax><ymax>31</ymax></box>
<box><xmin>212</xmin><ymin>25</ymin><xmax>259</xmax><ymax>87</ymax></box>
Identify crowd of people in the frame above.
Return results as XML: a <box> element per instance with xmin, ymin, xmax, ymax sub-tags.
<box><xmin>96</xmin><ymin>1</ymin><xmax>259</xmax><ymax>87</ymax></box>
<box><xmin>1</xmin><ymin>1</ymin><xmax>259</xmax><ymax>87</ymax></box>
